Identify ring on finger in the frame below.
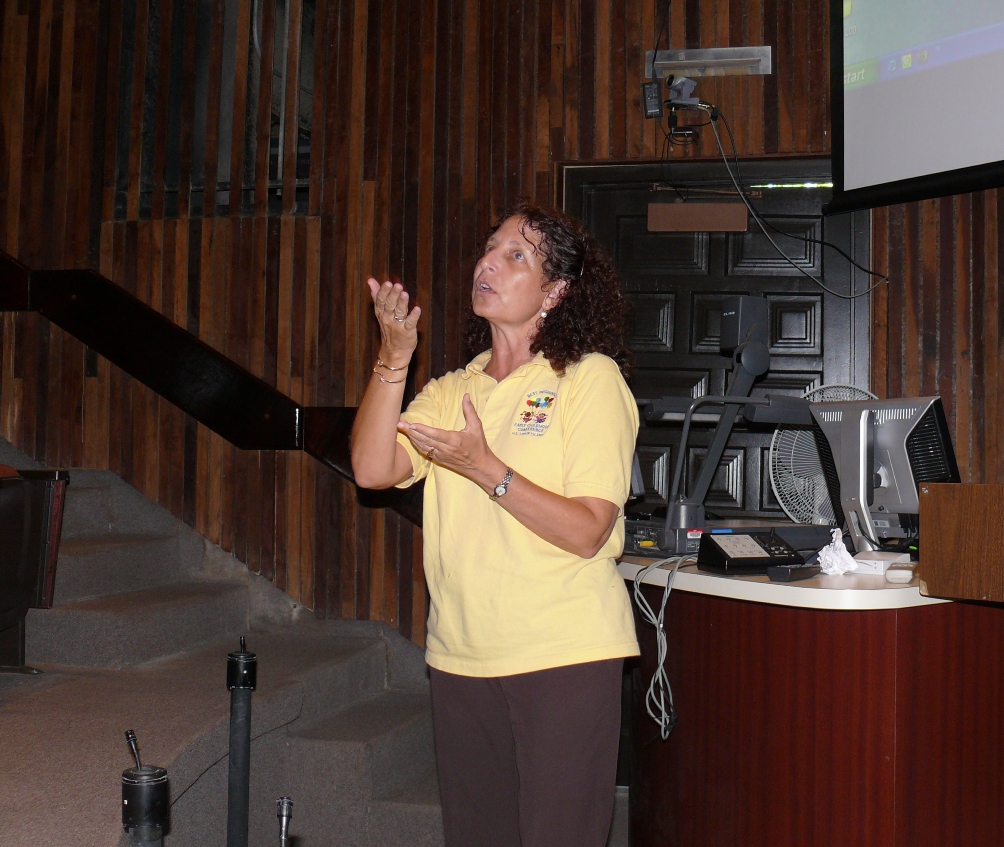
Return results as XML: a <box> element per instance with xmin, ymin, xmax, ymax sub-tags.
<box><xmin>393</xmin><ymin>314</ymin><xmax>407</xmax><ymax>322</ymax></box>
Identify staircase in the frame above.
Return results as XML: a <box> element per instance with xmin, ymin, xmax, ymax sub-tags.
<box><xmin>0</xmin><ymin>440</ymin><xmax>630</xmax><ymax>847</ymax></box>
<box><xmin>0</xmin><ymin>439</ymin><xmax>442</xmax><ymax>847</ymax></box>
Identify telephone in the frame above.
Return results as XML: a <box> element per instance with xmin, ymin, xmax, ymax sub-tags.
<box><xmin>696</xmin><ymin>529</ymin><xmax>805</xmax><ymax>576</ymax></box>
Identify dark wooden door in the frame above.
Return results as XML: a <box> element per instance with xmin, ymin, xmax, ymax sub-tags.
<box><xmin>564</xmin><ymin>160</ymin><xmax>870</xmax><ymax>520</ymax></box>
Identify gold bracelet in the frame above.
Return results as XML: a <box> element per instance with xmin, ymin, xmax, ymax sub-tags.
<box><xmin>375</xmin><ymin>357</ymin><xmax>408</xmax><ymax>372</ymax></box>
<box><xmin>373</xmin><ymin>367</ymin><xmax>405</xmax><ymax>384</ymax></box>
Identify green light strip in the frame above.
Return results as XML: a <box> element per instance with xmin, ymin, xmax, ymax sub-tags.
<box><xmin>748</xmin><ymin>182</ymin><xmax>834</xmax><ymax>189</ymax></box>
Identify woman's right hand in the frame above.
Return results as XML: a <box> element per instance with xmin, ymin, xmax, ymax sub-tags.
<box><xmin>353</xmin><ymin>277</ymin><xmax>422</xmax><ymax>489</ymax></box>
<box><xmin>367</xmin><ymin>277</ymin><xmax>422</xmax><ymax>366</ymax></box>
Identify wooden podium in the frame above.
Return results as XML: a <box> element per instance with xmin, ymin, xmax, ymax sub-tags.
<box><xmin>918</xmin><ymin>483</ymin><xmax>1004</xmax><ymax>602</ymax></box>
<box><xmin>626</xmin><ymin>540</ymin><xmax>1004</xmax><ymax>847</ymax></box>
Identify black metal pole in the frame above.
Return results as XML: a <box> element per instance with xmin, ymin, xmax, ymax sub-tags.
<box><xmin>226</xmin><ymin>636</ymin><xmax>256</xmax><ymax>847</ymax></box>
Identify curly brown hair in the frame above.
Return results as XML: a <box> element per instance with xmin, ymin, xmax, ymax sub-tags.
<box><xmin>462</xmin><ymin>201</ymin><xmax>633</xmax><ymax>377</ymax></box>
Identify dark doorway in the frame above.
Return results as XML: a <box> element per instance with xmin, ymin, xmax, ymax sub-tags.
<box><xmin>563</xmin><ymin>159</ymin><xmax>870</xmax><ymax>521</ymax></box>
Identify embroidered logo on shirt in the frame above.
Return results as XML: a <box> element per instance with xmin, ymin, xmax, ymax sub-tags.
<box><xmin>512</xmin><ymin>392</ymin><xmax>556</xmax><ymax>436</ymax></box>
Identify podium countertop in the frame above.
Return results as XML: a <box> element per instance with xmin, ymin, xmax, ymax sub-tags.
<box><xmin>619</xmin><ymin>556</ymin><xmax>948</xmax><ymax>611</ymax></box>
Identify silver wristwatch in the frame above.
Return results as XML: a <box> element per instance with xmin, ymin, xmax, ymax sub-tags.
<box><xmin>489</xmin><ymin>467</ymin><xmax>514</xmax><ymax>501</ymax></box>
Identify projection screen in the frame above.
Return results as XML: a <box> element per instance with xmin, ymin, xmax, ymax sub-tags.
<box><xmin>825</xmin><ymin>0</ymin><xmax>1004</xmax><ymax>215</ymax></box>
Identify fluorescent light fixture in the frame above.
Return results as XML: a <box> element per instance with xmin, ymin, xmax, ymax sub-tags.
<box><xmin>645</xmin><ymin>47</ymin><xmax>772</xmax><ymax>79</ymax></box>
<box><xmin>748</xmin><ymin>182</ymin><xmax>834</xmax><ymax>189</ymax></box>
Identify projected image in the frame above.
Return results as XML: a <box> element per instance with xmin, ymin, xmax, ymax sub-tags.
<box><xmin>840</xmin><ymin>0</ymin><xmax>1004</xmax><ymax>194</ymax></box>
<box><xmin>843</xmin><ymin>0</ymin><xmax>1004</xmax><ymax>90</ymax></box>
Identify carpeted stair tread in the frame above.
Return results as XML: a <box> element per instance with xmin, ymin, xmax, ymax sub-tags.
<box><xmin>59</xmin><ymin>470</ymin><xmax>185</xmax><ymax>538</ymax></box>
<box><xmin>50</xmin><ymin>531</ymin><xmax>207</xmax><ymax>604</ymax></box>
<box><xmin>379</xmin><ymin>765</ymin><xmax>441</xmax><ymax>806</ymax></box>
<box><xmin>25</xmin><ymin>581</ymin><xmax>250</xmax><ymax>668</ymax></box>
<box><xmin>0</xmin><ymin>439</ymin><xmax>442</xmax><ymax>847</ymax></box>
<box><xmin>50</xmin><ymin>579</ymin><xmax>243</xmax><ymax>612</ymax></box>
<box><xmin>368</xmin><ymin>767</ymin><xmax>445</xmax><ymax>847</ymax></box>
<box><xmin>0</xmin><ymin>632</ymin><xmax>389</xmax><ymax>847</ymax></box>
<box><xmin>292</xmin><ymin>689</ymin><xmax>432</xmax><ymax>743</ymax></box>
<box><xmin>281</xmin><ymin>688</ymin><xmax>436</xmax><ymax>831</ymax></box>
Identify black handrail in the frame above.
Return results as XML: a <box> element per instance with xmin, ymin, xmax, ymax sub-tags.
<box><xmin>0</xmin><ymin>250</ymin><xmax>423</xmax><ymax>527</ymax></box>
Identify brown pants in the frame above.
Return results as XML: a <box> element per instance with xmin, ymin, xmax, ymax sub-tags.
<box><xmin>429</xmin><ymin>659</ymin><xmax>624</xmax><ymax>847</ymax></box>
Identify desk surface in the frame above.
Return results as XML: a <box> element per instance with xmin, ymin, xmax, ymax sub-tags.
<box><xmin>619</xmin><ymin>556</ymin><xmax>948</xmax><ymax>611</ymax></box>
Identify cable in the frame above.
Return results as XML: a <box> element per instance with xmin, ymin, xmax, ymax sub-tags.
<box><xmin>715</xmin><ymin>111</ymin><xmax>888</xmax><ymax>285</ymax></box>
<box><xmin>251</xmin><ymin>0</ymin><xmax>261</xmax><ymax>58</ymax></box>
<box><xmin>633</xmin><ymin>557</ymin><xmax>683</xmax><ymax>739</ymax></box>
<box><xmin>699</xmin><ymin>104</ymin><xmax>888</xmax><ymax>301</ymax></box>
<box><xmin>704</xmin><ymin>108</ymin><xmax>885</xmax><ymax>300</ymax></box>
<box><xmin>653</xmin><ymin>1</ymin><xmax>671</xmax><ymax>55</ymax></box>
<box><xmin>670</xmin><ymin>118</ymin><xmax>711</xmax><ymax>146</ymax></box>
<box><xmin>658</xmin><ymin>101</ymin><xmax>709</xmax><ymax>161</ymax></box>
<box><xmin>657</xmin><ymin>120</ymin><xmax>689</xmax><ymax>200</ymax></box>
<box><xmin>632</xmin><ymin>555</ymin><xmax>692</xmax><ymax>739</ymax></box>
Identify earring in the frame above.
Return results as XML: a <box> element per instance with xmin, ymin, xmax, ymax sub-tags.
<box><xmin>540</xmin><ymin>310</ymin><xmax>548</xmax><ymax>318</ymax></box>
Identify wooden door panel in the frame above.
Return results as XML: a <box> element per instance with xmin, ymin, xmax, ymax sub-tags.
<box><xmin>617</xmin><ymin>219</ymin><xmax>710</xmax><ymax>275</ymax></box>
<box><xmin>628</xmin><ymin>293</ymin><xmax>676</xmax><ymax>352</ymax></box>
<box><xmin>688</xmin><ymin>445</ymin><xmax>747</xmax><ymax>510</ymax></box>
<box><xmin>750</xmin><ymin>371</ymin><xmax>821</xmax><ymax>397</ymax></box>
<box><xmin>636</xmin><ymin>444</ymin><xmax>672</xmax><ymax>502</ymax></box>
<box><xmin>690</xmin><ymin>291</ymin><xmax>727</xmax><ymax>352</ymax></box>
<box><xmin>767</xmin><ymin>294</ymin><xmax>822</xmax><ymax>355</ymax></box>
<box><xmin>630</xmin><ymin>367</ymin><xmax>713</xmax><ymax>405</ymax></box>
<box><xmin>565</xmin><ymin>160</ymin><xmax>869</xmax><ymax>520</ymax></box>
<box><xmin>727</xmin><ymin>216</ymin><xmax>823</xmax><ymax>276</ymax></box>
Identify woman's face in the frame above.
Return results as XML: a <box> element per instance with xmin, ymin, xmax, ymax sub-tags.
<box><xmin>472</xmin><ymin>216</ymin><xmax>551</xmax><ymax>333</ymax></box>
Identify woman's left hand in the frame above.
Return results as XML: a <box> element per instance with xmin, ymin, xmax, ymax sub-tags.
<box><xmin>398</xmin><ymin>394</ymin><xmax>502</xmax><ymax>488</ymax></box>
<box><xmin>401</xmin><ymin>393</ymin><xmax>620</xmax><ymax>558</ymax></box>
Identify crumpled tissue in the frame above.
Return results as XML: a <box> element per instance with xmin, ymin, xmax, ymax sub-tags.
<box><xmin>818</xmin><ymin>528</ymin><xmax>858</xmax><ymax>575</ymax></box>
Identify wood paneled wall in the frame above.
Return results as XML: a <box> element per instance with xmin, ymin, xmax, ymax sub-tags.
<box><xmin>1</xmin><ymin>0</ymin><xmax>1001</xmax><ymax>642</ymax></box>
<box><xmin>871</xmin><ymin>196</ymin><xmax>1003</xmax><ymax>487</ymax></box>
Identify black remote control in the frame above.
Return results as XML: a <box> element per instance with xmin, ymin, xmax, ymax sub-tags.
<box><xmin>767</xmin><ymin>563</ymin><xmax>821</xmax><ymax>582</ymax></box>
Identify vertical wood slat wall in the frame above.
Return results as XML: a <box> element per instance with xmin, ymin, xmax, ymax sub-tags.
<box><xmin>0</xmin><ymin>0</ymin><xmax>1001</xmax><ymax>643</ymax></box>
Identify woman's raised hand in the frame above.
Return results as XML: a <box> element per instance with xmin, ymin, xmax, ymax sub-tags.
<box><xmin>367</xmin><ymin>277</ymin><xmax>421</xmax><ymax>366</ymax></box>
<box><xmin>398</xmin><ymin>394</ymin><xmax>505</xmax><ymax>492</ymax></box>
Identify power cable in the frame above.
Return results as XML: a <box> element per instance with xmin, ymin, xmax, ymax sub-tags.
<box><xmin>699</xmin><ymin>104</ymin><xmax>887</xmax><ymax>301</ymax></box>
<box><xmin>632</xmin><ymin>556</ymin><xmax>691</xmax><ymax>739</ymax></box>
<box><xmin>715</xmin><ymin>109</ymin><xmax>889</xmax><ymax>287</ymax></box>
<box><xmin>653</xmin><ymin>1</ymin><xmax>671</xmax><ymax>55</ymax></box>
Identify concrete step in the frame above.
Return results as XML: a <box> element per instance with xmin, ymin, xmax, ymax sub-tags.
<box><xmin>285</xmin><ymin>629</ymin><xmax>394</xmax><ymax>729</ymax></box>
<box><xmin>290</xmin><ymin>689</ymin><xmax>435</xmax><ymax>799</ymax></box>
<box><xmin>0</xmin><ymin>436</ymin><xmax>443</xmax><ymax>847</ymax></box>
<box><xmin>53</xmin><ymin>532</ymin><xmax>206</xmax><ymax>603</ymax></box>
<box><xmin>370</xmin><ymin>767</ymin><xmax>445</xmax><ymax>847</ymax></box>
<box><xmin>163</xmin><ymin>634</ymin><xmax>400</xmax><ymax>847</ymax></box>
<box><xmin>60</xmin><ymin>469</ymin><xmax>182</xmax><ymax>539</ymax></box>
<box><xmin>282</xmin><ymin>690</ymin><xmax>437</xmax><ymax>846</ymax></box>
<box><xmin>25</xmin><ymin>580</ymin><xmax>249</xmax><ymax>668</ymax></box>
<box><xmin>2</xmin><ymin>631</ymin><xmax>394</xmax><ymax>847</ymax></box>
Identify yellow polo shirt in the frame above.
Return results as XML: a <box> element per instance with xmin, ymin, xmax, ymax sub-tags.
<box><xmin>396</xmin><ymin>350</ymin><xmax>640</xmax><ymax>677</ymax></box>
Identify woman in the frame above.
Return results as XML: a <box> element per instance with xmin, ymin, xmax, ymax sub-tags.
<box><xmin>351</xmin><ymin>202</ymin><xmax>639</xmax><ymax>847</ymax></box>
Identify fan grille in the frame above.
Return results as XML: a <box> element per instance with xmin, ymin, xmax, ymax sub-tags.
<box><xmin>769</xmin><ymin>384</ymin><xmax>876</xmax><ymax>525</ymax></box>
<box><xmin>802</xmin><ymin>384</ymin><xmax>875</xmax><ymax>403</ymax></box>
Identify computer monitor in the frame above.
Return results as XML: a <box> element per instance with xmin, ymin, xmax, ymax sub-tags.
<box><xmin>810</xmin><ymin>396</ymin><xmax>960</xmax><ymax>553</ymax></box>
